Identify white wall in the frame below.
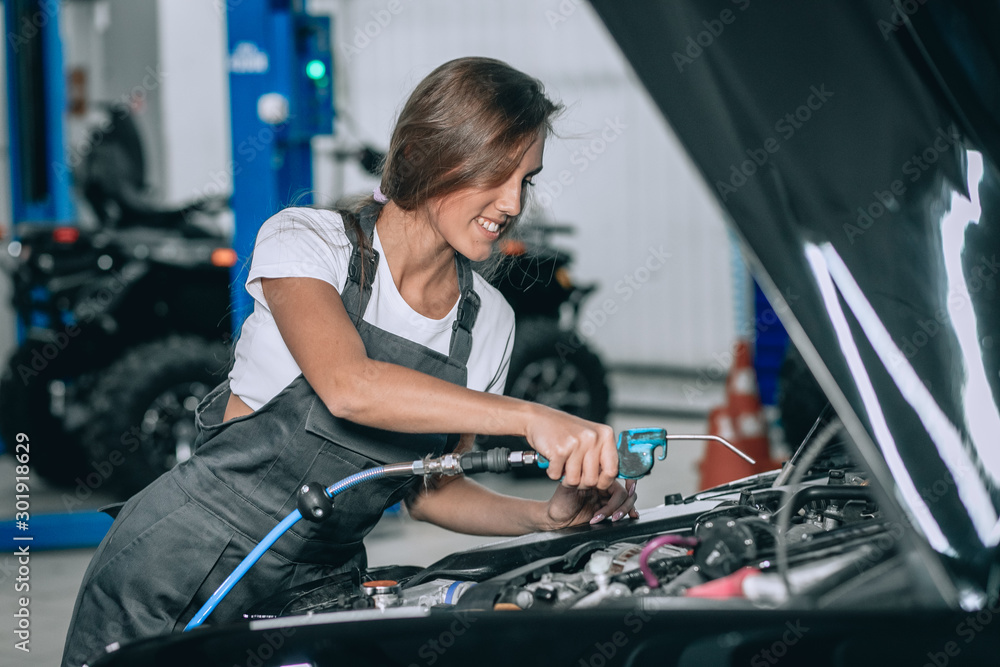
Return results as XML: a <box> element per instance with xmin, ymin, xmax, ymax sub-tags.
<box><xmin>312</xmin><ymin>0</ymin><xmax>737</xmax><ymax>371</ymax></box>
<box><xmin>59</xmin><ymin>0</ymin><xmax>231</xmax><ymax>213</ymax></box>
<box><xmin>93</xmin><ymin>0</ymin><xmax>164</xmax><ymax>199</ymax></box>
<box><xmin>6</xmin><ymin>0</ymin><xmax>739</xmax><ymax>374</ymax></box>
<box><xmin>155</xmin><ymin>0</ymin><xmax>231</xmax><ymax>205</ymax></box>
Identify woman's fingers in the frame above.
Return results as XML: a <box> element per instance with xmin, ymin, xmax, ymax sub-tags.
<box><xmin>587</xmin><ymin>481</ymin><xmax>639</xmax><ymax>524</ymax></box>
<box><xmin>597</xmin><ymin>425</ymin><xmax>619</xmax><ymax>489</ymax></box>
<box><xmin>591</xmin><ymin>483</ymin><xmax>627</xmax><ymax>520</ymax></box>
<box><xmin>614</xmin><ymin>488</ymin><xmax>637</xmax><ymax>521</ymax></box>
<box><xmin>578</xmin><ymin>443</ymin><xmax>602</xmax><ymax>489</ymax></box>
<box><xmin>525</xmin><ymin>410</ymin><xmax>618</xmax><ymax>489</ymax></box>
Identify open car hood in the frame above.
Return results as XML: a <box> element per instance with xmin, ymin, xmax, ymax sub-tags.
<box><xmin>588</xmin><ymin>0</ymin><xmax>1000</xmax><ymax>594</ymax></box>
<box><xmin>86</xmin><ymin>4</ymin><xmax>1000</xmax><ymax>666</ymax></box>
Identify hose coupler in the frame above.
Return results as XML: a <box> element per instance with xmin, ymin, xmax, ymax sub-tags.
<box><xmin>459</xmin><ymin>447</ymin><xmax>513</xmax><ymax>474</ymax></box>
<box><xmin>297</xmin><ymin>481</ymin><xmax>334</xmax><ymax>523</ymax></box>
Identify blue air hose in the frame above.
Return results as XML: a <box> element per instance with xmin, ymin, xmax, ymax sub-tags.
<box><xmin>184</xmin><ymin>466</ymin><xmax>389</xmax><ymax>630</ymax></box>
<box><xmin>183</xmin><ymin>448</ymin><xmax>553</xmax><ymax>631</ymax></box>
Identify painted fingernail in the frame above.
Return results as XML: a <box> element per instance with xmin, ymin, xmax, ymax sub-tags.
<box><xmin>612</xmin><ymin>511</ymin><xmax>624</xmax><ymax>522</ymax></box>
<box><xmin>589</xmin><ymin>513</ymin><xmax>606</xmax><ymax>525</ymax></box>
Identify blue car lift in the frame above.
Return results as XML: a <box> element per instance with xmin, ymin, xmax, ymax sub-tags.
<box><xmin>1</xmin><ymin>0</ymin><xmax>334</xmax><ymax>551</ymax></box>
<box><xmin>227</xmin><ymin>0</ymin><xmax>335</xmax><ymax>323</ymax></box>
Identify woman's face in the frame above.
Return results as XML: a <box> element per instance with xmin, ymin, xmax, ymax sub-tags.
<box><xmin>428</xmin><ymin>131</ymin><xmax>545</xmax><ymax>262</ymax></box>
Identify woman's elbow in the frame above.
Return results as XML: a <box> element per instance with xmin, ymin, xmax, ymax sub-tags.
<box><xmin>317</xmin><ymin>360</ymin><xmax>375</xmax><ymax>420</ymax></box>
<box><xmin>404</xmin><ymin>495</ymin><xmax>430</xmax><ymax>523</ymax></box>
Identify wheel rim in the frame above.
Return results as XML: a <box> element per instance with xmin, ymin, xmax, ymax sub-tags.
<box><xmin>508</xmin><ymin>358</ymin><xmax>593</xmax><ymax>416</ymax></box>
<box><xmin>139</xmin><ymin>380</ymin><xmax>210</xmax><ymax>472</ymax></box>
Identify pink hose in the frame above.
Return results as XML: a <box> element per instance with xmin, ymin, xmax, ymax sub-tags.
<box><xmin>639</xmin><ymin>535</ymin><xmax>699</xmax><ymax>588</ymax></box>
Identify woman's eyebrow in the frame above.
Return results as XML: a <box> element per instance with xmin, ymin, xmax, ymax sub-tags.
<box><xmin>526</xmin><ymin>164</ymin><xmax>544</xmax><ymax>177</ymax></box>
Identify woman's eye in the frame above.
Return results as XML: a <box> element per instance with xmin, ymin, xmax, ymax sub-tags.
<box><xmin>523</xmin><ymin>178</ymin><xmax>535</xmax><ymax>187</ymax></box>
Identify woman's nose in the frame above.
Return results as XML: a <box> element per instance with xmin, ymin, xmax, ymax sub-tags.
<box><xmin>495</xmin><ymin>178</ymin><xmax>523</xmax><ymax>218</ymax></box>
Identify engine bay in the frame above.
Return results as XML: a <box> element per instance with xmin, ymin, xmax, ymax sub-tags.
<box><xmin>245</xmin><ymin>426</ymin><xmax>934</xmax><ymax>621</ymax></box>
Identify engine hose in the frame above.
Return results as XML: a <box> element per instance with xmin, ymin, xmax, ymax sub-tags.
<box><xmin>638</xmin><ymin>535</ymin><xmax>699</xmax><ymax>588</ymax></box>
<box><xmin>184</xmin><ymin>466</ymin><xmax>389</xmax><ymax>630</ymax></box>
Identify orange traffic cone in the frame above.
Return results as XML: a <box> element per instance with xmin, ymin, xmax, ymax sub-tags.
<box><xmin>698</xmin><ymin>340</ymin><xmax>776</xmax><ymax>490</ymax></box>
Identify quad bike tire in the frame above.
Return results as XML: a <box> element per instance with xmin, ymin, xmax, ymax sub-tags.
<box><xmin>487</xmin><ymin>317</ymin><xmax>610</xmax><ymax>473</ymax></box>
<box><xmin>0</xmin><ymin>347</ymin><xmax>91</xmax><ymax>487</ymax></box>
<box><xmin>81</xmin><ymin>335</ymin><xmax>230</xmax><ymax>498</ymax></box>
<box><xmin>777</xmin><ymin>343</ymin><xmax>854</xmax><ymax>471</ymax></box>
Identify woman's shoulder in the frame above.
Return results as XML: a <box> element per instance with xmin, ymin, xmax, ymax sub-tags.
<box><xmin>262</xmin><ymin>206</ymin><xmax>346</xmax><ymax>231</ymax></box>
<box><xmin>256</xmin><ymin>207</ymin><xmax>351</xmax><ymax>250</ymax></box>
<box><xmin>470</xmin><ymin>270</ymin><xmax>515</xmax><ymax>331</ymax></box>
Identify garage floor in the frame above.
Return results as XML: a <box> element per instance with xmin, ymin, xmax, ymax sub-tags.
<box><xmin>0</xmin><ymin>372</ymin><xmax>720</xmax><ymax>667</ymax></box>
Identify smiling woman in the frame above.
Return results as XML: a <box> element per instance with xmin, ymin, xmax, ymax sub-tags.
<box><xmin>60</xmin><ymin>57</ymin><xmax>638</xmax><ymax>667</ymax></box>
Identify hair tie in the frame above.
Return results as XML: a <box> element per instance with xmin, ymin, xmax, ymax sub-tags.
<box><xmin>373</xmin><ymin>185</ymin><xmax>389</xmax><ymax>204</ymax></box>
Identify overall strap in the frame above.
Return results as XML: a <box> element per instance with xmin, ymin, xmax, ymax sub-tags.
<box><xmin>342</xmin><ymin>204</ymin><xmax>381</xmax><ymax>321</ymax></box>
<box><xmin>448</xmin><ymin>254</ymin><xmax>481</xmax><ymax>366</ymax></box>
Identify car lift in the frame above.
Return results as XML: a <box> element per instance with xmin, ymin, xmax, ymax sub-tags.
<box><xmin>1</xmin><ymin>0</ymin><xmax>333</xmax><ymax>550</ymax></box>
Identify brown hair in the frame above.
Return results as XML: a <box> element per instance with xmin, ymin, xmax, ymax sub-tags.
<box><xmin>339</xmin><ymin>57</ymin><xmax>562</xmax><ymax>297</ymax></box>
<box><xmin>381</xmin><ymin>57</ymin><xmax>561</xmax><ymax>214</ymax></box>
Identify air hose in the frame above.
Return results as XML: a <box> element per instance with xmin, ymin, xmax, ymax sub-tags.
<box><xmin>184</xmin><ymin>447</ymin><xmax>541</xmax><ymax>630</ymax></box>
<box><xmin>184</xmin><ymin>431</ymin><xmax>754</xmax><ymax>629</ymax></box>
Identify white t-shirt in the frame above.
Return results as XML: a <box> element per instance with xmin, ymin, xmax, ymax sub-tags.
<box><xmin>229</xmin><ymin>207</ymin><xmax>516</xmax><ymax>411</ymax></box>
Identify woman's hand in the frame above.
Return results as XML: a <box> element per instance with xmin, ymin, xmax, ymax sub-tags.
<box><xmin>523</xmin><ymin>406</ymin><xmax>619</xmax><ymax>490</ymax></box>
<box><xmin>541</xmin><ymin>479</ymin><xmax>639</xmax><ymax>530</ymax></box>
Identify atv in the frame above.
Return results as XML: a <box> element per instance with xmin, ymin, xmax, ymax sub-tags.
<box><xmin>0</xmin><ymin>104</ymin><xmax>234</xmax><ymax>498</ymax></box>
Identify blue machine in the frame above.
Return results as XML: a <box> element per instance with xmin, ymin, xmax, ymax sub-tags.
<box><xmin>1</xmin><ymin>1</ymin><xmax>335</xmax><ymax>548</ymax></box>
<box><xmin>225</xmin><ymin>0</ymin><xmax>335</xmax><ymax>325</ymax></box>
<box><xmin>3</xmin><ymin>0</ymin><xmax>74</xmax><ymax>224</ymax></box>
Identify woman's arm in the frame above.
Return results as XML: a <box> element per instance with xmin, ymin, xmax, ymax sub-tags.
<box><xmin>406</xmin><ymin>476</ymin><xmax>639</xmax><ymax>535</ymax></box>
<box><xmin>405</xmin><ymin>436</ymin><xmax>639</xmax><ymax>534</ymax></box>
<box><xmin>262</xmin><ymin>276</ymin><xmax>618</xmax><ymax>489</ymax></box>
<box><xmin>407</xmin><ymin>475</ymin><xmax>553</xmax><ymax>535</ymax></box>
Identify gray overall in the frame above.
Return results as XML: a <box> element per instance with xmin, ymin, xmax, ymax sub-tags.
<box><xmin>61</xmin><ymin>204</ymin><xmax>482</xmax><ymax>667</ymax></box>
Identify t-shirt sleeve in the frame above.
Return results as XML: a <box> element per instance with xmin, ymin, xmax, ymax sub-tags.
<box><xmin>245</xmin><ymin>208</ymin><xmax>352</xmax><ymax>310</ymax></box>
<box><xmin>484</xmin><ymin>311</ymin><xmax>516</xmax><ymax>396</ymax></box>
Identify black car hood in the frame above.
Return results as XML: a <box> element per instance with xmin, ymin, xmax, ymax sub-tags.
<box><xmin>588</xmin><ymin>0</ymin><xmax>1000</xmax><ymax>591</ymax></box>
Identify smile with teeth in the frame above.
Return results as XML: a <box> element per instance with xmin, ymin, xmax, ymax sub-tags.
<box><xmin>475</xmin><ymin>216</ymin><xmax>502</xmax><ymax>233</ymax></box>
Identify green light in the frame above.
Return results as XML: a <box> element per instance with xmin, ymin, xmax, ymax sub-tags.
<box><xmin>306</xmin><ymin>59</ymin><xmax>326</xmax><ymax>81</ymax></box>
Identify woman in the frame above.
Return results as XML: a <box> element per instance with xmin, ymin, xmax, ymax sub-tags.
<box><xmin>61</xmin><ymin>57</ymin><xmax>637</xmax><ymax>667</ymax></box>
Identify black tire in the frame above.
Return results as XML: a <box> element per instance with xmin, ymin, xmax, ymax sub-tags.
<box><xmin>777</xmin><ymin>343</ymin><xmax>830</xmax><ymax>452</ymax></box>
<box><xmin>487</xmin><ymin>317</ymin><xmax>610</xmax><ymax>468</ymax></box>
<box><xmin>81</xmin><ymin>335</ymin><xmax>231</xmax><ymax>498</ymax></box>
<box><xmin>0</xmin><ymin>347</ymin><xmax>91</xmax><ymax>487</ymax></box>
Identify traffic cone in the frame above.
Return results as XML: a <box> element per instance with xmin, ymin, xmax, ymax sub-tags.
<box><xmin>698</xmin><ymin>339</ymin><xmax>776</xmax><ymax>490</ymax></box>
